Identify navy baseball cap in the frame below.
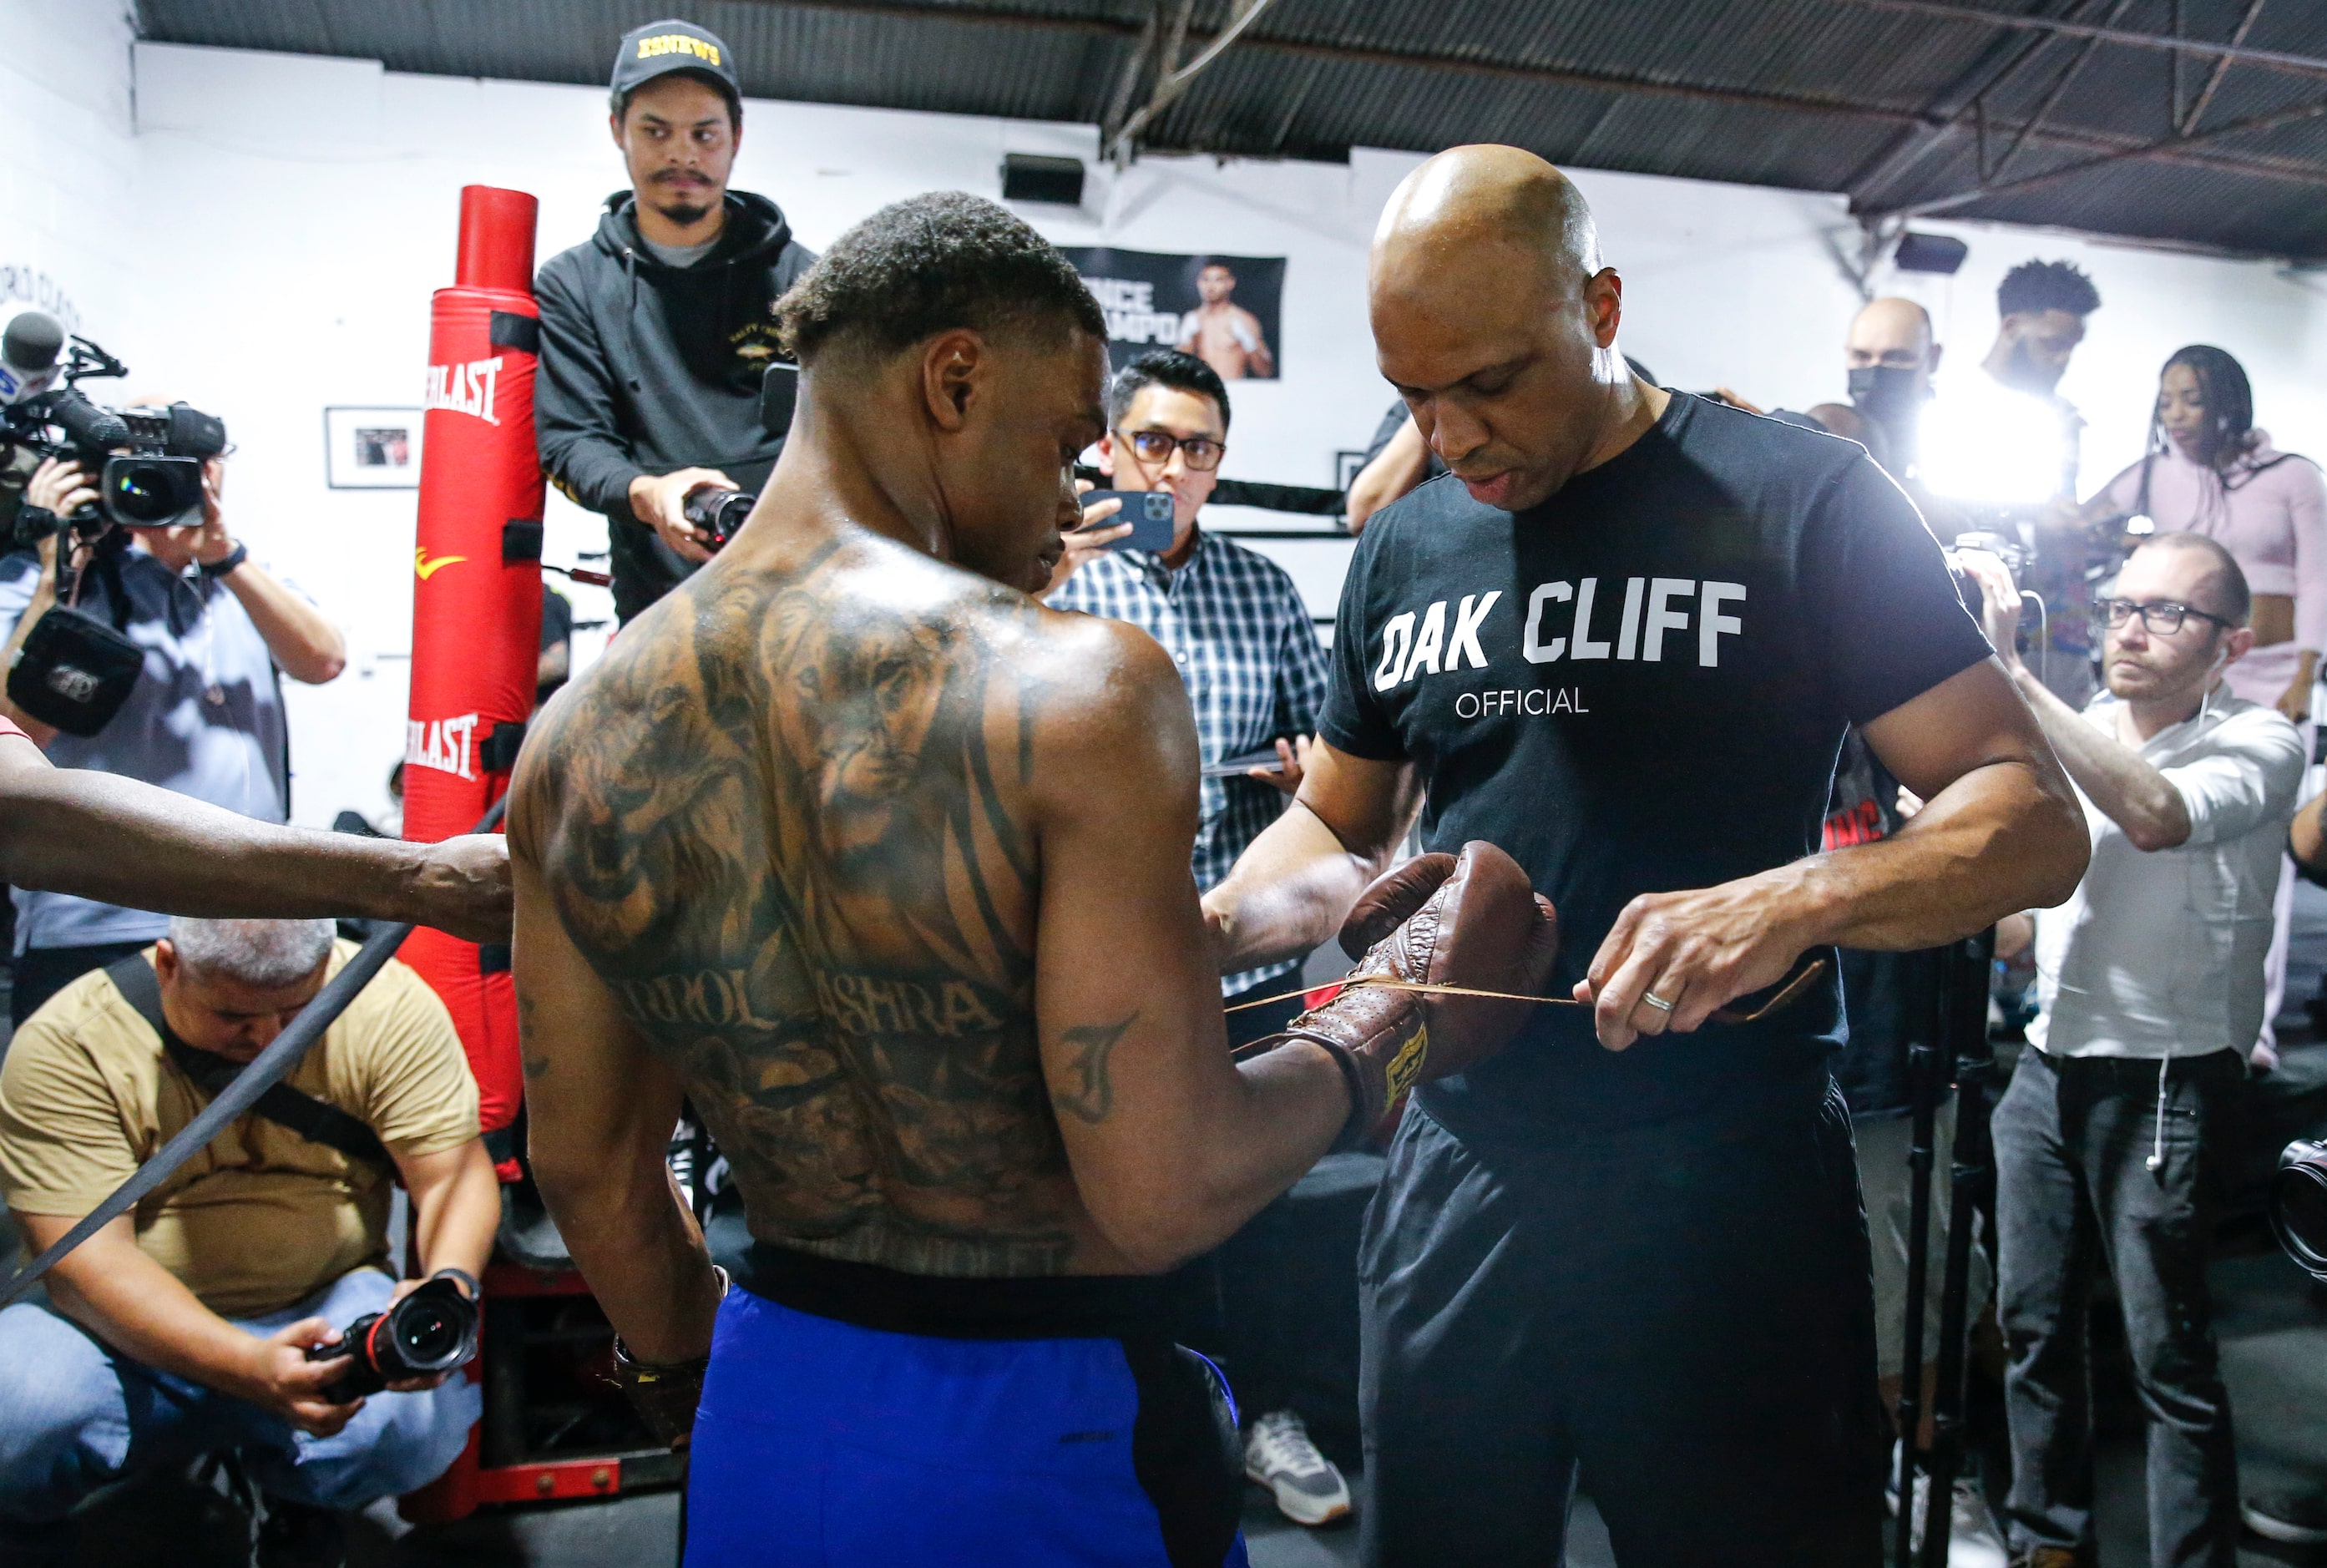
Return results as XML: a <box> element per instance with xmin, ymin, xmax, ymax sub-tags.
<box><xmin>610</xmin><ymin>19</ymin><xmax>741</xmax><ymax>107</ymax></box>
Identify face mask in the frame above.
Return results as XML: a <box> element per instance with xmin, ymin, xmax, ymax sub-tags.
<box><xmin>1848</xmin><ymin>364</ymin><xmax>1922</xmax><ymax>427</ymax></box>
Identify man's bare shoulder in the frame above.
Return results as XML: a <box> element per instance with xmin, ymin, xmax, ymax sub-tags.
<box><xmin>1018</xmin><ymin>600</ymin><xmax>1199</xmax><ymax>827</ymax></box>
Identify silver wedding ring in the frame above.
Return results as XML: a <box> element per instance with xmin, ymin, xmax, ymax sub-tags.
<box><xmin>1640</xmin><ymin>989</ymin><xmax>1677</xmax><ymax>1014</ymax></box>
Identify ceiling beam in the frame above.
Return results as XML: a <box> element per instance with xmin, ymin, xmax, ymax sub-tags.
<box><xmin>1980</xmin><ymin>0</ymin><xmax>2134</xmax><ymax>185</ymax></box>
<box><xmin>2183</xmin><ymin>0</ymin><xmax>2270</xmax><ymax>132</ymax></box>
<box><xmin>1841</xmin><ymin>0</ymin><xmax>2102</xmax><ymax>202</ymax></box>
<box><xmin>1818</xmin><ymin>0</ymin><xmax>2327</xmax><ymax>81</ymax></box>
<box><xmin>1859</xmin><ymin>92</ymin><xmax>2327</xmax><ymax>218</ymax></box>
<box><xmin>736</xmin><ymin>0</ymin><xmax>2327</xmax><ymax>193</ymax></box>
<box><xmin>1108</xmin><ymin>0</ymin><xmax>1288</xmax><ymax>158</ymax></box>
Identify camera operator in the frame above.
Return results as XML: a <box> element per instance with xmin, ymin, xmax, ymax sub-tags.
<box><xmin>534</xmin><ymin>18</ymin><xmax>817</xmax><ymax>625</ymax></box>
<box><xmin>0</xmin><ymin>917</ymin><xmax>495</xmax><ymax>1566</ymax></box>
<box><xmin>0</xmin><ymin>444</ymin><xmax>349</xmax><ymax>1028</ymax></box>
<box><xmin>1923</xmin><ymin>260</ymin><xmax>2106</xmax><ymax>708</ymax></box>
<box><xmin>1960</xmin><ymin>537</ymin><xmax>2302</xmax><ymax>1568</ymax></box>
<box><xmin>1039</xmin><ymin>348</ymin><xmax>1346</xmax><ymax>1525</ymax></box>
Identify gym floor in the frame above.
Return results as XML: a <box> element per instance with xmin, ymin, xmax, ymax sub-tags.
<box><xmin>13</xmin><ymin>890</ymin><xmax>2327</xmax><ymax>1566</ymax></box>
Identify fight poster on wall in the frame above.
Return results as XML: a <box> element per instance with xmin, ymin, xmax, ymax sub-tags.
<box><xmin>1059</xmin><ymin>247</ymin><xmax>1285</xmax><ymax>382</ymax></box>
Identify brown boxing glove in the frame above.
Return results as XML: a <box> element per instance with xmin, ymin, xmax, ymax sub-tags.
<box><xmin>1243</xmin><ymin>841</ymin><xmax>1557</xmax><ymax>1150</ymax></box>
<box><xmin>1338</xmin><ymin>852</ymin><xmax>1458</xmax><ymax>961</ymax></box>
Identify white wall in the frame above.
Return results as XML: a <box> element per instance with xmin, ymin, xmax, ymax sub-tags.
<box><xmin>0</xmin><ymin>4</ymin><xmax>139</xmax><ymax>342</ymax></box>
<box><xmin>8</xmin><ymin>24</ymin><xmax>2327</xmax><ymax>826</ymax></box>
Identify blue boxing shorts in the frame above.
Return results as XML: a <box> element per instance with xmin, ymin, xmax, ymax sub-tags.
<box><xmin>684</xmin><ymin>1245</ymin><xmax>1251</xmax><ymax>1568</ymax></box>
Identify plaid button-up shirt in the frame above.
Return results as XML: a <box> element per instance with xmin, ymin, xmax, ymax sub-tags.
<box><xmin>1047</xmin><ymin>529</ymin><xmax>1331</xmax><ymax>998</ymax></box>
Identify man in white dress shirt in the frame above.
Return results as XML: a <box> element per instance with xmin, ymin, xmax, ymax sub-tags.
<box><xmin>1962</xmin><ymin>534</ymin><xmax>2302</xmax><ymax>1568</ymax></box>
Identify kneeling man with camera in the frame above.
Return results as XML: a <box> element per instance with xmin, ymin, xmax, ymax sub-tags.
<box><xmin>0</xmin><ymin>918</ymin><xmax>495</xmax><ymax>1566</ymax></box>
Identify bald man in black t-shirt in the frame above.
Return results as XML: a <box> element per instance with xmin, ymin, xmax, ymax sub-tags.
<box><xmin>1204</xmin><ymin>146</ymin><xmax>2087</xmax><ymax>1566</ymax></box>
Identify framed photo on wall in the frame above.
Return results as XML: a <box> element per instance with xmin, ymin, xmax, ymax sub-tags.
<box><xmin>324</xmin><ymin>407</ymin><xmax>423</xmax><ymax>489</ymax></box>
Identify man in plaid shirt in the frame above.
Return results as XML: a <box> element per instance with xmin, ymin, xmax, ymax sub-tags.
<box><xmin>1041</xmin><ymin>350</ymin><xmax>1351</xmax><ymax>1528</ymax></box>
<box><xmin>1043</xmin><ymin>350</ymin><xmax>1330</xmax><ymax>1019</ymax></box>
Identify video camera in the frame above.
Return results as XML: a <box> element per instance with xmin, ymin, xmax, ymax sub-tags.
<box><xmin>2270</xmin><ymin>1141</ymin><xmax>2327</xmax><ymax>1283</ymax></box>
<box><xmin>303</xmin><ymin>1273</ymin><xmax>480</xmax><ymax>1404</ymax></box>
<box><xmin>671</xmin><ymin>360</ymin><xmax>797</xmax><ymax>554</ymax></box>
<box><xmin>1</xmin><ymin>311</ymin><xmax>226</xmax><ymax>549</ymax></box>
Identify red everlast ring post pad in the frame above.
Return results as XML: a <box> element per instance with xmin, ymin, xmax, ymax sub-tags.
<box><xmin>404</xmin><ymin>185</ymin><xmax>544</xmax><ymax>1148</ymax></box>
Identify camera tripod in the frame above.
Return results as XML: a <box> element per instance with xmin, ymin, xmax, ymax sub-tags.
<box><xmin>1893</xmin><ymin>928</ymin><xmax>1998</xmax><ymax>1568</ymax></box>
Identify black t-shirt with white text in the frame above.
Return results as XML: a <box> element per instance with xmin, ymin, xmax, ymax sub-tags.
<box><xmin>1318</xmin><ymin>393</ymin><xmax>1990</xmax><ymax>1138</ymax></box>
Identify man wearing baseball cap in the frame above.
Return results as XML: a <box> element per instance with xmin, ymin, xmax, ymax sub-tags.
<box><xmin>535</xmin><ymin>19</ymin><xmax>819</xmax><ymax>625</ymax></box>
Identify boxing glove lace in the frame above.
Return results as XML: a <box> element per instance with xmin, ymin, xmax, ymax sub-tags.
<box><xmin>1242</xmin><ymin>841</ymin><xmax>1556</xmax><ymax>1150</ymax></box>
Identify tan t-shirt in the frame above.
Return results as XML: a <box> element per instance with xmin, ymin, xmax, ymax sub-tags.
<box><xmin>0</xmin><ymin>942</ymin><xmax>480</xmax><ymax>1317</ymax></box>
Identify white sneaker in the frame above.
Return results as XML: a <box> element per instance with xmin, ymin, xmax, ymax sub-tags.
<box><xmin>1945</xmin><ymin>1477</ymin><xmax>2009</xmax><ymax>1566</ymax></box>
<box><xmin>1242</xmin><ymin>1409</ymin><xmax>1350</xmax><ymax>1527</ymax></box>
<box><xmin>1887</xmin><ymin>1445</ymin><xmax>2006</xmax><ymax>1565</ymax></box>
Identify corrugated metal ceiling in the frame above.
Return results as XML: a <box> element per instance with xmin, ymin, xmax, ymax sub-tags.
<box><xmin>132</xmin><ymin>0</ymin><xmax>2327</xmax><ymax>259</ymax></box>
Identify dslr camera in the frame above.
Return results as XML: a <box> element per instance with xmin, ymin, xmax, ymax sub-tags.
<box><xmin>672</xmin><ymin>360</ymin><xmax>798</xmax><ymax>554</ymax></box>
<box><xmin>303</xmin><ymin>1273</ymin><xmax>481</xmax><ymax>1403</ymax></box>
<box><xmin>3</xmin><ymin>332</ymin><xmax>227</xmax><ymax>549</ymax></box>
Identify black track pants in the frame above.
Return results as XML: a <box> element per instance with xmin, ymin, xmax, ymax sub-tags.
<box><xmin>1358</xmin><ymin>1078</ymin><xmax>1887</xmax><ymax>1568</ymax></box>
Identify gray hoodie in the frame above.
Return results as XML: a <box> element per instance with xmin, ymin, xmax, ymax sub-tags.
<box><xmin>534</xmin><ymin>189</ymin><xmax>817</xmax><ymax>622</ymax></box>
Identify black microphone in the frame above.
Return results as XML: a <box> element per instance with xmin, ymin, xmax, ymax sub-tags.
<box><xmin>0</xmin><ymin>307</ymin><xmax>65</xmax><ymax>406</ymax></box>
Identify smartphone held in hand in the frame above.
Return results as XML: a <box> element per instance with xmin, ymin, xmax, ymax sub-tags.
<box><xmin>1080</xmin><ymin>490</ymin><xmax>1175</xmax><ymax>552</ymax></box>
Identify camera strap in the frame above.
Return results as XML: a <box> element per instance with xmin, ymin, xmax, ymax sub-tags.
<box><xmin>0</xmin><ymin>795</ymin><xmax>506</xmax><ymax>1311</ymax></box>
<box><xmin>104</xmin><ymin>953</ymin><xmax>392</xmax><ymax>1171</ymax></box>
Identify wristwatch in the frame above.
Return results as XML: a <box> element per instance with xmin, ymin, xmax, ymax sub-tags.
<box><xmin>428</xmin><ymin>1266</ymin><xmax>482</xmax><ymax>1300</ymax></box>
<box><xmin>198</xmin><ymin>541</ymin><xmax>248</xmax><ymax>579</ymax></box>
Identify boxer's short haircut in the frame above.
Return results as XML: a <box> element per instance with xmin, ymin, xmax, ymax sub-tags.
<box><xmin>776</xmin><ymin>191</ymin><xmax>1104</xmax><ymax>366</ymax></box>
<box><xmin>167</xmin><ymin>917</ymin><xmax>336</xmax><ymax>990</ymax></box>
<box><xmin>1108</xmin><ymin>349</ymin><xmax>1231</xmax><ymax>432</ymax></box>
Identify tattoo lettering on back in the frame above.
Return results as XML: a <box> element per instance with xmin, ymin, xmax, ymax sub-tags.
<box><xmin>524</xmin><ymin>535</ymin><xmax>1091</xmax><ymax>1277</ymax></box>
<box><xmin>1050</xmin><ymin>1014</ymin><xmax>1135</xmax><ymax>1125</ymax></box>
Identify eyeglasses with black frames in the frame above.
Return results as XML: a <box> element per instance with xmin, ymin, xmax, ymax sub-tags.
<box><xmin>2094</xmin><ymin>598</ymin><xmax>2233</xmax><ymax>636</ymax></box>
<box><xmin>1117</xmin><ymin>428</ymin><xmax>1225</xmax><ymax>472</ymax></box>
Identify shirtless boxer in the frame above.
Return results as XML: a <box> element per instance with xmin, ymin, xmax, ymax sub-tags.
<box><xmin>507</xmin><ymin>192</ymin><xmax>1553</xmax><ymax>1567</ymax></box>
<box><xmin>1176</xmin><ymin>262</ymin><xmax>1275</xmax><ymax>381</ymax></box>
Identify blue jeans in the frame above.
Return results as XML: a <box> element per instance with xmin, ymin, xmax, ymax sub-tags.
<box><xmin>1996</xmin><ymin>1048</ymin><xmax>2244</xmax><ymax>1568</ymax></box>
<box><xmin>0</xmin><ymin>1267</ymin><xmax>479</xmax><ymax>1524</ymax></box>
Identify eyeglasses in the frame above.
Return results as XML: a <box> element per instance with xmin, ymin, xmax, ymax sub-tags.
<box><xmin>2096</xmin><ymin>599</ymin><xmax>2233</xmax><ymax>635</ymax></box>
<box><xmin>1118</xmin><ymin>428</ymin><xmax>1225</xmax><ymax>472</ymax></box>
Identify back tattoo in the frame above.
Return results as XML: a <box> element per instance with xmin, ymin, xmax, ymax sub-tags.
<box><xmin>525</xmin><ymin>536</ymin><xmax>1087</xmax><ymax>1277</ymax></box>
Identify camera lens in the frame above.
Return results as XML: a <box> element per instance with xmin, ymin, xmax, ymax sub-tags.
<box><xmin>368</xmin><ymin>1279</ymin><xmax>479</xmax><ymax>1381</ymax></box>
<box><xmin>103</xmin><ymin>456</ymin><xmax>203</xmax><ymax>525</ymax></box>
<box><xmin>108</xmin><ymin>463</ymin><xmax>176</xmax><ymax>524</ymax></box>
<box><xmin>2269</xmin><ymin>1141</ymin><xmax>2327</xmax><ymax>1282</ymax></box>
<box><xmin>394</xmin><ymin>1301</ymin><xmax>463</xmax><ymax>1363</ymax></box>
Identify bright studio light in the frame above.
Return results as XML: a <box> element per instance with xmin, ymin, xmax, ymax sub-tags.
<box><xmin>1917</xmin><ymin>374</ymin><xmax>2071</xmax><ymax>508</ymax></box>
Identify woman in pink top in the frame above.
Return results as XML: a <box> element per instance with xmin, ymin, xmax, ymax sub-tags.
<box><xmin>2087</xmin><ymin>344</ymin><xmax>2327</xmax><ymax>721</ymax></box>
<box><xmin>2087</xmin><ymin>344</ymin><xmax>2325</xmax><ymax>1069</ymax></box>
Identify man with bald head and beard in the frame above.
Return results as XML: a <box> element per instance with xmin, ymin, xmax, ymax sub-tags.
<box><xmin>1204</xmin><ymin>146</ymin><xmax>2089</xmax><ymax>1564</ymax></box>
